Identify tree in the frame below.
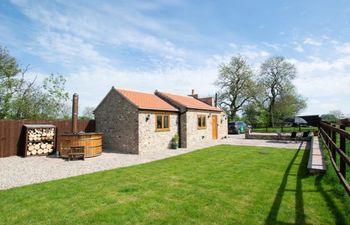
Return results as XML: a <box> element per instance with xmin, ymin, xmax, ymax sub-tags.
<box><xmin>272</xmin><ymin>86</ymin><xmax>307</xmax><ymax>122</ymax></box>
<box><xmin>0</xmin><ymin>46</ymin><xmax>69</xmax><ymax>119</ymax></box>
<box><xmin>0</xmin><ymin>47</ymin><xmax>21</xmax><ymax>118</ymax></box>
<box><xmin>241</xmin><ymin>102</ymin><xmax>267</xmax><ymax>124</ymax></box>
<box><xmin>39</xmin><ymin>74</ymin><xmax>69</xmax><ymax>119</ymax></box>
<box><xmin>321</xmin><ymin>114</ymin><xmax>338</xmax><ymax>123</ymax></box>
<box><xmin>328</xmin><ymin>110</ymin><xmax>345</xmax><ymax>120</ymax></box>
<box><xmin>257</xmin><ymin>56</ymin><xmax>305</xmax><ymax>126</ymax></box>
<box><xmin>215</xmin><ymin>55</ymin><xmax>258</xmax><ymax>120</ymax></box>
<box><xmin>81</xmin><ymin>106</ymin><xmax>95</xmax><ymax>119</ymax></box>
<box><xmin>321</xmin><ymin>110</ymin><xmax>345</xmax><ymax>123</ymax></box>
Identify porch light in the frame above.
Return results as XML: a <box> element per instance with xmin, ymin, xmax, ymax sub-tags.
<box><xmin>146</xmin><ymin>114</ymin><xmax>150</xmax><ymax>122</ymax></box>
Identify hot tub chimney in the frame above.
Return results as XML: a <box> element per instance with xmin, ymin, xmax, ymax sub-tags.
<box><xmin>72</xmin><ymin>93</ymin><xmax>78</xmax><ymax>133</ymax></box>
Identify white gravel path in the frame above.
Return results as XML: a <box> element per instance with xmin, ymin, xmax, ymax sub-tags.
<box><xmin>0</xmin><ymin>135</ymin><xmax>303</xmax><ymax>190</ymax></box>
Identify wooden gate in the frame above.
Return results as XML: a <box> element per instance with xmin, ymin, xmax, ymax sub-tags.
<box><xmin>212</xmin><ymin>115</ymin><xmax>218</xmax><ymax>140</ymax></box>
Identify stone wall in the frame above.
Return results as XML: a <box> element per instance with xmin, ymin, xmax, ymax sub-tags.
<box><xmin>94</xmin><ymin>89</ymin><xmax>139</xmax><ymax>154</ymax></box>
<box><xmin>179</xmin><ymin>113</ymin><xmax>187</xmax><ymax>148</ymax></box>
<box><xmin>138</xmin><ymin>111</ymin><xmax>178</xmax><ymax>153</ymax></box>
<box><xmin>245</xmin><ymin>129</ymin><xmax>312</xmax><ymax>141</ymax></box>
<box><xmin>218</xmin><ymin>111</ymin><xmax>228</xmax><ymax>139</ymax></box>
<box><xmin>185</xmin><ymin>110</ymin><xmax>228</xmax><ymax>148</ymax></box>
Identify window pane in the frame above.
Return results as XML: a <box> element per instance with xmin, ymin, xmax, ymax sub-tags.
<box><xmin>157</xmin><ymin>115</ymin><xmax>162</xmax><ymax>128</ymax></box>
<box><xmin>164</xmin><ymin>116</ymin><xmax>169</xmax><ymax>128</ymax></box>
<box><xmin>202</xmin><ymin>117</ymin><xmax>206</xmax><ymax>127</ymax></box>
<box><xmin>198</xmin><ymin>117</ymin><xmax>201</xmax><ymax>127</ymax></box>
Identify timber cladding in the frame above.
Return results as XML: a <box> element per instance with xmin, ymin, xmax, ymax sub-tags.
<box><xmin>0</xmin><ymin>120</ymin><xmax>95</xmax><ymax>158</ymax></box>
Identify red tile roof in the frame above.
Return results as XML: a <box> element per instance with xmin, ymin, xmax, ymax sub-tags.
<box><xmin>158</xmin><ymin>92</ymin><xmax>222</xmax><ymax>112</ymax></box>
<box><xmin>115</xmin><ymin>88</ymin><xmax>178</xmax><ymax>112</ymax></box>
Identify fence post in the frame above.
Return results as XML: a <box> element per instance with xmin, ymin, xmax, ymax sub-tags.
<box><xmin>340</xmin><ymin>125</ymin><xmax>346</xmax><ymax>178</ymax></box>
<box><xmin>331</xmin><ymin>124</ymin><xmax>337</xmax><ymax>161</ymax></box>
<box><xmin>328</xmin><ymin>127</ymin><xmax>332</xmax><ymax>149</ymax></box>
<box><xmin>325</xmin><ymin>126</ymin><xmax>329</xmax><ymax>148</ymax></box>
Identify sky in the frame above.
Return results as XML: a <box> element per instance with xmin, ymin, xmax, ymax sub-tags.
<box><xmin>1</xmin><ymin>0</ymin><xmax>350</xmax><ymax>116</ymax></box>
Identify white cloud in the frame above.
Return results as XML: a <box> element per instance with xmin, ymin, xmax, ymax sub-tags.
<box><xmin>303</xmin><ymin>37</ymin><xmax>322</xmax><ymax>46</ymax></box>
<box><xmin>294</xmin><ymin>46</ymin><xmax>304</xmax><ymax>52</ymax></box>
<box><xmin>239</xmin><ymin>45</ymin><xmax>270</xmax><ymax>61</ymax></box>
<box><xmin>335</xmin><ymin>42</ymin><xmax>350</xmax><ymax>54</ymax></box>
<box><xmin>262</xmin><ymin>42</ymin><xmax>280</xmax><ymax>51</ymax></box>
<box><xmin>6</xmin><ymin>0</ymin><xmax>350</xmax><ymax>116</ymax></box>
<box><xmin>289</xmin><ymin>56</ymin><xmax>350</xmax><ymax>74</ymax></box>
<box><xmin>290</xmin><ymin>54</ymin><xmax>350</xmax><ymax>115</ymax></box>
<box><xmin>229</xmin><ymin>43</ymin><xmax>237</xmax><ymax>48</ymax></box>
<box><xmin>294</xmin><ymin>74</ymin><xmax>350</xmax><ymax>98</ymax></box>
<box><xmin>10</xmin><ymin>0</ymin><xmax>190</xmax><ymax>62</ymax></box>
<box><xmin>64</xmin><ymin>64</ymin><xmax>219</xmax><ymax>110</ymax></box>
<box><xmin>31</xmin><ymin>32</ymin><xmax>110</xmax><ymax>67</ymax></box>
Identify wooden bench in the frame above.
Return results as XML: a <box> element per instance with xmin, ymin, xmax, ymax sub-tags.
<box><xmin>68</xmin><ymin>146</ymin><xmax>85</xmax><ymax>161</ymax></box>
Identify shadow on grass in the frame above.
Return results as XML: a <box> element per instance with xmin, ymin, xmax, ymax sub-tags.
<box><xmin>264</xmin><ymin>141</ymin><xmax>310</xmax><ymax>225</ymax></box>
<box><xmin>265</xmin><ymin>140</ymin><xmax>348</xmax><ymax>225</ymax></box>
<box><xmin>314</xmin><ymin>174</ymin><xmax>347</xmax><ymax>225</ymax></box>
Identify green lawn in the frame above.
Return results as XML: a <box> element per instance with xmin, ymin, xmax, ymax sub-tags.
<box><xmin>0</xmin><ymin>145</ymin><xmax>349</xmax><ymax>225</ymax></box>
<box><xmin>331</xmin><ymin>126</ymin><xmax>350</xmax><ymax>185</ymax></box>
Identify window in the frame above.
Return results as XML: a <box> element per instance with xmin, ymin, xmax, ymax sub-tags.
<box><xmin>156</xmin><ymin>114</ymin><xmax>170</xmax><ymax>131</ymax></box>
<box><xmin>197</xmin><ymin>115</ymin><xmax>206</xmax><ymax>129</ymax></box>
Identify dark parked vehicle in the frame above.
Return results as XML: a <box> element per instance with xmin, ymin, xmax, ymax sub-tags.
<box><xmin>228</xmin><ymin>121</ymin><xmax>248</xmax><ymax>134</ymax></box>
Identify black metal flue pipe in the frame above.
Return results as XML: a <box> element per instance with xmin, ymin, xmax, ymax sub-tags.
<box><xmin>72</xmin><ymin>93</ymin><xmax>78</xmax><ymax>133</ymax></box>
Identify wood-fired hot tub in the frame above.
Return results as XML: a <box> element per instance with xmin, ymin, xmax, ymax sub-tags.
<box><xmin>60</xmin><ymin>132</ymin><xmax>103</xmax><ymax>158</ymax></box>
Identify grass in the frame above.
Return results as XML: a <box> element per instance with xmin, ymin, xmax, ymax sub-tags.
<box><xmin>0</xmin><ymin>145</ymin><xmax>349</xmax><ymax>225</ymax></box>
<box><xmin>328</xmin><ymin>126</ymin><xmax>350</xmax><ymax>187</ymax></box>
<box><xmin>252</xmin><ymin>126</ymin><xmax>318</xmax><ymax>133</ymax></box>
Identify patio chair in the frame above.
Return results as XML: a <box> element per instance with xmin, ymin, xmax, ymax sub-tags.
<box><xmin>302</xmin><ymin>131</ymin><xmax>309</xmax><ymax>138</ymax></box>
<box><xmin>301</xmin><ymin>131</ymin><xmax>311</xmax><ymax>141</ymax></box>
<box><xmin>290</xmin><ymin>132</ymin><xmax>297</xmax><ymax>142</ymax></box>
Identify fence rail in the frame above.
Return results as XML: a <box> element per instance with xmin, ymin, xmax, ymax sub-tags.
<box><xmin>0</xmin><ymin>119</ymin><xmax>95</xmax><ymax>158</ymax></box>
<box><xmin>250</xmin><ymin>123</ymin><xmax>317</xmax><ymax>133</ymax></box>
<box><xmin>319</xmin><ymin>122</ymin><xmax>350</xmax><ymax>195</ymax></box>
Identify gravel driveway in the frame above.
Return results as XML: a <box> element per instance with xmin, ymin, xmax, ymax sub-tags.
<box><xmin>0</xmin><ymin>135</ymin><xmax>304</xmax><ymax>190</ymax></box>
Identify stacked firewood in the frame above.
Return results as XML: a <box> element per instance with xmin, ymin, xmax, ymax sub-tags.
<box><xmin>26</xmin><ymin>128</ymin><xmax>55</xmax><ymax>156</ymax></box>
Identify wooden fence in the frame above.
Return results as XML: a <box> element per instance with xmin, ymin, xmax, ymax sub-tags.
<box><xmin>319</xmin><ymin>122</ymin><xmax>350</xmax><ymax>195</ymax></box>
<box><xmin>250</xmin><ymin>115</ymin><xmax>321</xmax><ymax>131</ymax></box>
<box><xmin>0</xmin><ymin>120</ymin><xmax>95</xmax><ymax>158</ymax></box>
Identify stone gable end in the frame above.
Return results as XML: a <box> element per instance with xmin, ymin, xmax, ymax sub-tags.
<box><xmin>95</xmin><ymin>89</ymin><xmax>139</xmax><ymax>154</ymax></box>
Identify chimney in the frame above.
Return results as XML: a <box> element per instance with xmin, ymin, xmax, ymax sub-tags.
<box><xmin>198</xmin><ymin>97</ymin><xmax>214</xmax><ymax>106</ymax></box>
<box><xmin>188</xmin><ymin>89</ymin><xmax>198</xmax><ymax>99</ymax></box>
<box><xmin>72</xmin><ymin>93</ymin><xmax>78</xmax><ymax>133</ymax></box>
<box><xmin>198</xmin><ymin>93</ymin><xmax>218</xmax><ymax>107</ymax></box>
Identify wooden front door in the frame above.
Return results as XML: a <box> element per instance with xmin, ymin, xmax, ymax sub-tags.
<box><xmin>212</xmin><ymin>115</ymin><xmax>218</xmax><ymax>140</ymax></box>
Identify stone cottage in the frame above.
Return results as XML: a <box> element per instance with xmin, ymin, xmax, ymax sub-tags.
<box><xmin>156</xmin><ymin>90</ymin><xmax>227</xmax><ymax>148</ymax></box>
<box><xmin>95</xmin><ymin>87</ymin><xmax>228</xmax><ymax>154</ymax></box>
